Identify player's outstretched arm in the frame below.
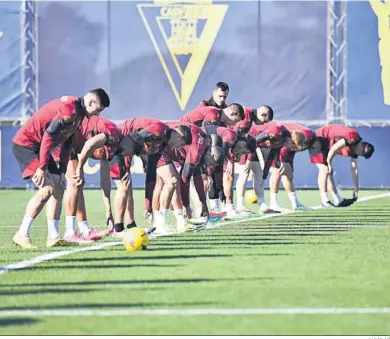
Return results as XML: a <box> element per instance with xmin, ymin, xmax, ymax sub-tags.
<box><xmin>350</xmin><ymin>158</ymin><xmax>359</xmax><ymax>199</ymax></box>
<box><xmin>100</xmin><ymin>159</ymin><xmax>113</xmax><ymax>227</ymax></box>
<box><xmin>255</xmin><ymin>147</ymin><xmax>266</xmax><ymax>171</ymax></box>
<box><xmin>326</xmin><ymin>139</ymin><xmax>347</xmax><ymax>169</ymax></box>
<box><xmin>78</xmin><ymin>134</ymin><xmax>108</xmax><ymax>169</ymax></box>
<box><xmin>74</xmin><ymin>134</ymin><xmax>107</xmax><ymax>187</ymax></box>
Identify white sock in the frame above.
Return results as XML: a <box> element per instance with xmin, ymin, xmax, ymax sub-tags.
<box><xmin>332</xmin><ymin>192</ymin><xmax>343</xmax><ymax>205</ymax></box>
<box><xmin>287</xmin><ymin>192</ymin><xmax>298</xmax><ymax>209</ymax></box>
<box><xmin>174</xmin><ymin>209</ymin><xmax>183</xmax><ymax>217</ymax></box>
<box><xmin>65</xmin><ymin>216</ymin><xmax>77</xmax><ymax>237</ymax></box>
<box><xmin>237</xmin><ymin>196</ymin><xmax>245</xmax><ymax>210</ymax></box>
<box><xmin>19</xmin><ymin>215</ymin><xmax>34</xmax><ymax>236</ymax></box>
<box><xmin>225</xmin><ymin>203</ymin><xmax>234</xmax><ymax>212</ymax></box>
<box><xmin>47</xmin><ymin>220</ymin><xmax>60</xmax><ymax>240</ymax></box>
<box><xmin>270</xmin><ymin>192</ymin><xmax>279</xmax><ymax>207</ymax></box>
<box><xmin>78</xmin><ymin>220</ymin><xmax>91</xmax><ymax>236</ymax></box>
<box><xmin>174</xmin><ymin>209</ymin><xmax>186</xmax><ymax>224</ymax></box>
<box><xmin>320</xmin><ymin>192</ymin><xmax>329</xmax><ymax>205</ymax></box>
<box><xmin>209</xmin><ymin>199</ymin><xmax>220</xmax><ymax>211</ymax></box>
<box><xmin>160</xmin><ymin>208</ymin><xmax>168</xmax><ymax>224</ymax></box>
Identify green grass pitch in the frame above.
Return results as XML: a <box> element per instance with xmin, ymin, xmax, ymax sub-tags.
<box><xmin>0</xmin><ymin>189</ymin><xmax>389</xmax><ymax>335</ymax></box>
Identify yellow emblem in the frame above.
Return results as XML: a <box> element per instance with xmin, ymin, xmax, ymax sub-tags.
<box><xmin>138</xmin><ymin>0</ymin><xmax>228</xmax><ymax>110</ymax></box>
<box><xmin>369</xmin><ymin>0</ymin><xmax>390</xmax><ymax>105</ymax></box>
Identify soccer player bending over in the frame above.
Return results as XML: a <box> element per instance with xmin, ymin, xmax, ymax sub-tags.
<box><xmin>268</xmin><ymin>122</ymin><xmax>314</xmax><ymax>212</ymax></box>
<box><xmin>225</xmin><ymin>105</ymin><xmax>274</xmax><ymax>215</ymax></box>
<box><xmin>309</xmin><ymin>125</ymin><xmax>374</xmax><ymax>207</ymax></box>
<box><xmin>111</xmin><ymin>122</ymin><xmax>192</xmax><ymax>237</ymax></box>
<box><xmin>52</xmin><ymin>115</ymin><xmax>122</xmax><ymax>244</ymax></box>
<box><xmin>181</xmin><ymin>103</ymin><xmax>244</xmax><ymax>128</ymax></box>
<box><xmin>152</xmin><ymin>124</ymin><xmax>222</xmax><ymax>234</ymax></box>
<box><xmin>115</xmin><ymin>117</ymin><xmax>170</xmax><ymax>223</ymax></box>
<box><xmin>235</xmin><ymin>121</ymin><xmax>298</xmax><ymax>215</ymax></box>
<box><xmin>12</xmin><ymin>89</ymin><xmax>110</xmax><ymax>248</ymax></box>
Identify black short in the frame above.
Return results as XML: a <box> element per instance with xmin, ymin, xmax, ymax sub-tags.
<box><xmin>308</xmin><ymin>137</ymin><xmax>329</xmax><ymax>165</ymax></box>
<box><xmin>251</xmin><ymin>147</ymin><xmax>271</xmax><ymax>162</ymax></box>
<box><xmin>12</xmin><ymin>143</ymin><xmax>60</xmax><ymax>179</ymax></box>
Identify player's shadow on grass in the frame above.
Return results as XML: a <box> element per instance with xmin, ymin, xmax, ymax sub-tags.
<box><xmin>0</xmin><ymin>317</ymin><xmax>40</xmax><ymax>328</ymax></box>
<box><xmin>56</xmin><ymin>253</ymin><xmax>233</xmax><ymax>263</ymax></box>
<box><xmin>0</xmin><ymin>277</ymin><xmax>274</xmax><ymax>288</ymax></box>
<box><xmin>166</xmin><ymin>232</ymin><xmax>346</xmax><ymax>239</ymax></box>
<box><xmin>0</xmin><ymin>301</ymin><xmax>215</xmax><ymax>311</ymax></box>
<box><xmin>20</xmin><ymin>263</ymin><xmax>183</xmax><ymax>271</ymax></box>
<box><xmin>0</xmin><ymin>288</ymin><xmax>97</xmax><ymax>296</ymax></box>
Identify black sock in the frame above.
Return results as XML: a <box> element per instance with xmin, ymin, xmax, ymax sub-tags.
<box><xmin>114</xmin><ymin>223</ymin><xmax>124</xmax><ymax>233</ymax></box>
<box><xmin>126</xmin><ymin>221</ymin><xmax>137</xmax><ymax>229</ymax></box>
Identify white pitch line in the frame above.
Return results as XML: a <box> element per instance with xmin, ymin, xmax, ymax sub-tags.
<box><xmin>1</xmin><ymin>192</ymin><xmax>389</xmax><ymax>276</ymax></box>
<box><xmin>0</xmin><ymin>241</ymin><xmax>122</xmax><ymax>275</ymax></box>
<box><xmin>205</xmin><ymin>192</ymin><xmax>390</xmax><ymax>230</ymax></box>
<box><xmin>1</xmin><ymin>307</ymin><xmax>390</xmax><ymax>317</ymax></box>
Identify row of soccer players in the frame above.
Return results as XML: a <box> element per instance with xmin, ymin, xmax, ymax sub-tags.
<box><xmin>11</xmin><ymin>87</ymin><xmax>249</xmax><ymax>248</ymax></box>
<box><xmin>11</xmin><ymin>84</ymin><xmax>374</xmax><ymax>248</ymax></box>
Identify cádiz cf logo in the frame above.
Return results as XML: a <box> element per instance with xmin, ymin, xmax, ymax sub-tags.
<box><xmin>138</xmin><ymin>0</ymin><xmax>228</xmax><ymax>110</ymax></box>
<box><xmin>369</xmin><ymin>0</ymin><xmax>390</xmax><ymax>105</ymax></box>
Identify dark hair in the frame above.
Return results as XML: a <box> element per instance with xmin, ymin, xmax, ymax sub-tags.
<box><xmin>215</xmin><ymin>82</ymin><xmax>229</xmax><ymax>92</ymax></box>
<box><xmin>176</xmin><ymin>125</ymin><xmax>193</xmax><ymax>145</ymax></box>
<box><xmin>361</xmin><ymin>141</ymin><xmax>375</xmax><ymax>159</ymax></box>
<box><xmin>89</xmin><ymin>88</ymin><xmax>110</xmax><ymax>108</ymax></box>
<box><xmin>260</xmin><ymin>105</ymin><xmax>274</xmax><ymax>121</ymax></box>
<box><xmin>229</xmin><ymin>103</ymin><xmax>245</xmax><ymax>120</ymax></box>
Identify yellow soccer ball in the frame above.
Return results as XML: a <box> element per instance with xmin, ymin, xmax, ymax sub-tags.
<box><xmin>245</xmin><ymin>189</ymin><xmax>258</xmax><ymax>205</ymax></box>
<box><xmin>122</xmin><ymin>227</ymin><xmax>149</xmax><ymax>252</ymax></box>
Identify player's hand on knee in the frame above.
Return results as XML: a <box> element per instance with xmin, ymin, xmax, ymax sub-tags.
<box><xmin>278</xmin><ymin>162</ymin><xmax>285</xmax><ymax>175</ymax></box>
<box><xmin>32</xmin><ymin>168</ymin><xmax>46</xmax><ymax>188</ymax></box>
<box><xmin>72</xmin><ymin>167</ymin><xmax>85</xmax><ymax>187</ymax></box>
<box><xmin>226</xmin><ymin>161</ymin><xmax>233</xmax><ymax>175</ymax></box>
<box><xmin>327</xmin><ymin>164</ymin><xmax>333</xmax><ymax>175</ymax></box>
<box><xmin>121</xmin><ymin>172</ymin><xmax>131</xmax><ymax>187</ymax></box>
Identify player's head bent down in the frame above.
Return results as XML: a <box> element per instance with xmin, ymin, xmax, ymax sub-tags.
<box><xmin>290</xmin><ymin>130</ymin><xmax>311</xmax><ymax>151</ymax></box>
<box><xmin>254</xmin><ymin>105</ymin><xmax>274</xmax><ymax>125</ymax></box>
<box><xmin>353</xmin><ymin>141</ymin><xmax>375</xmax><ymax>159</ymax></box>
<box><xmin>212</xmin><ymin>81</ymin><xmax>229</xmax><ymax>107</ymax></box>
<box><xmin>221</xmin><ymin>103</ymin><xmax>245</xmax><ymax>125</ymax></box>
<box><xmin>82</xmin><ymin>88</ymin><xmax>110</xmax><ymax>116</ymax></box>
<box><xmin>167</xmin><ymin>125</ymin><xmax>193</xmax><ymax>148</ymax></box>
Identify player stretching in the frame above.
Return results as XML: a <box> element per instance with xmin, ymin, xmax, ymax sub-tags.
<box><xmin>228</xmin><ymin>105</ymin><xmax>275</xmax><ymax>215</ymax></box>
<box><xmin>53</xmin><ymin>115</ymin><xmax>122</xmax><ymax>244</ymax></box>
<box><xmin>114</xmin><ymin>117</ymin><xmax>170</xmax><ymax>225</ymax></box>
<box><xmin>268</xmin><ymin>122</ymin><xmax>314</xmax><ymax>211</ymax></box>
<box><xmin>309</xmin><ymin>125</ymin><xmax>375</xmax><ymax>207</ymax></box>
<box><xmin>12</xmin><ymin>89</ymin><xmax>110</xmax><ymax>248</ymax></box>
<box><xmin>152</xmin><ymin>123</ymin><xmax>222</xmax><ymax>234</ymax></box>
<box><xmin>111</xmin><ymin>121</ymin><xmax>192</xmax><ymax>236</ymax></box>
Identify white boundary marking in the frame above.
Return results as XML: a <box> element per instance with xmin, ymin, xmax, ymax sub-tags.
<box><xmin>1</xmin><ymin>307</ymin><xmax>390</xmax><ymax>317</ymax></box>
<box><xmin>0</xmin><ymin>192</ymin><xmax>389</xmax><ymax>276</ymax></box>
